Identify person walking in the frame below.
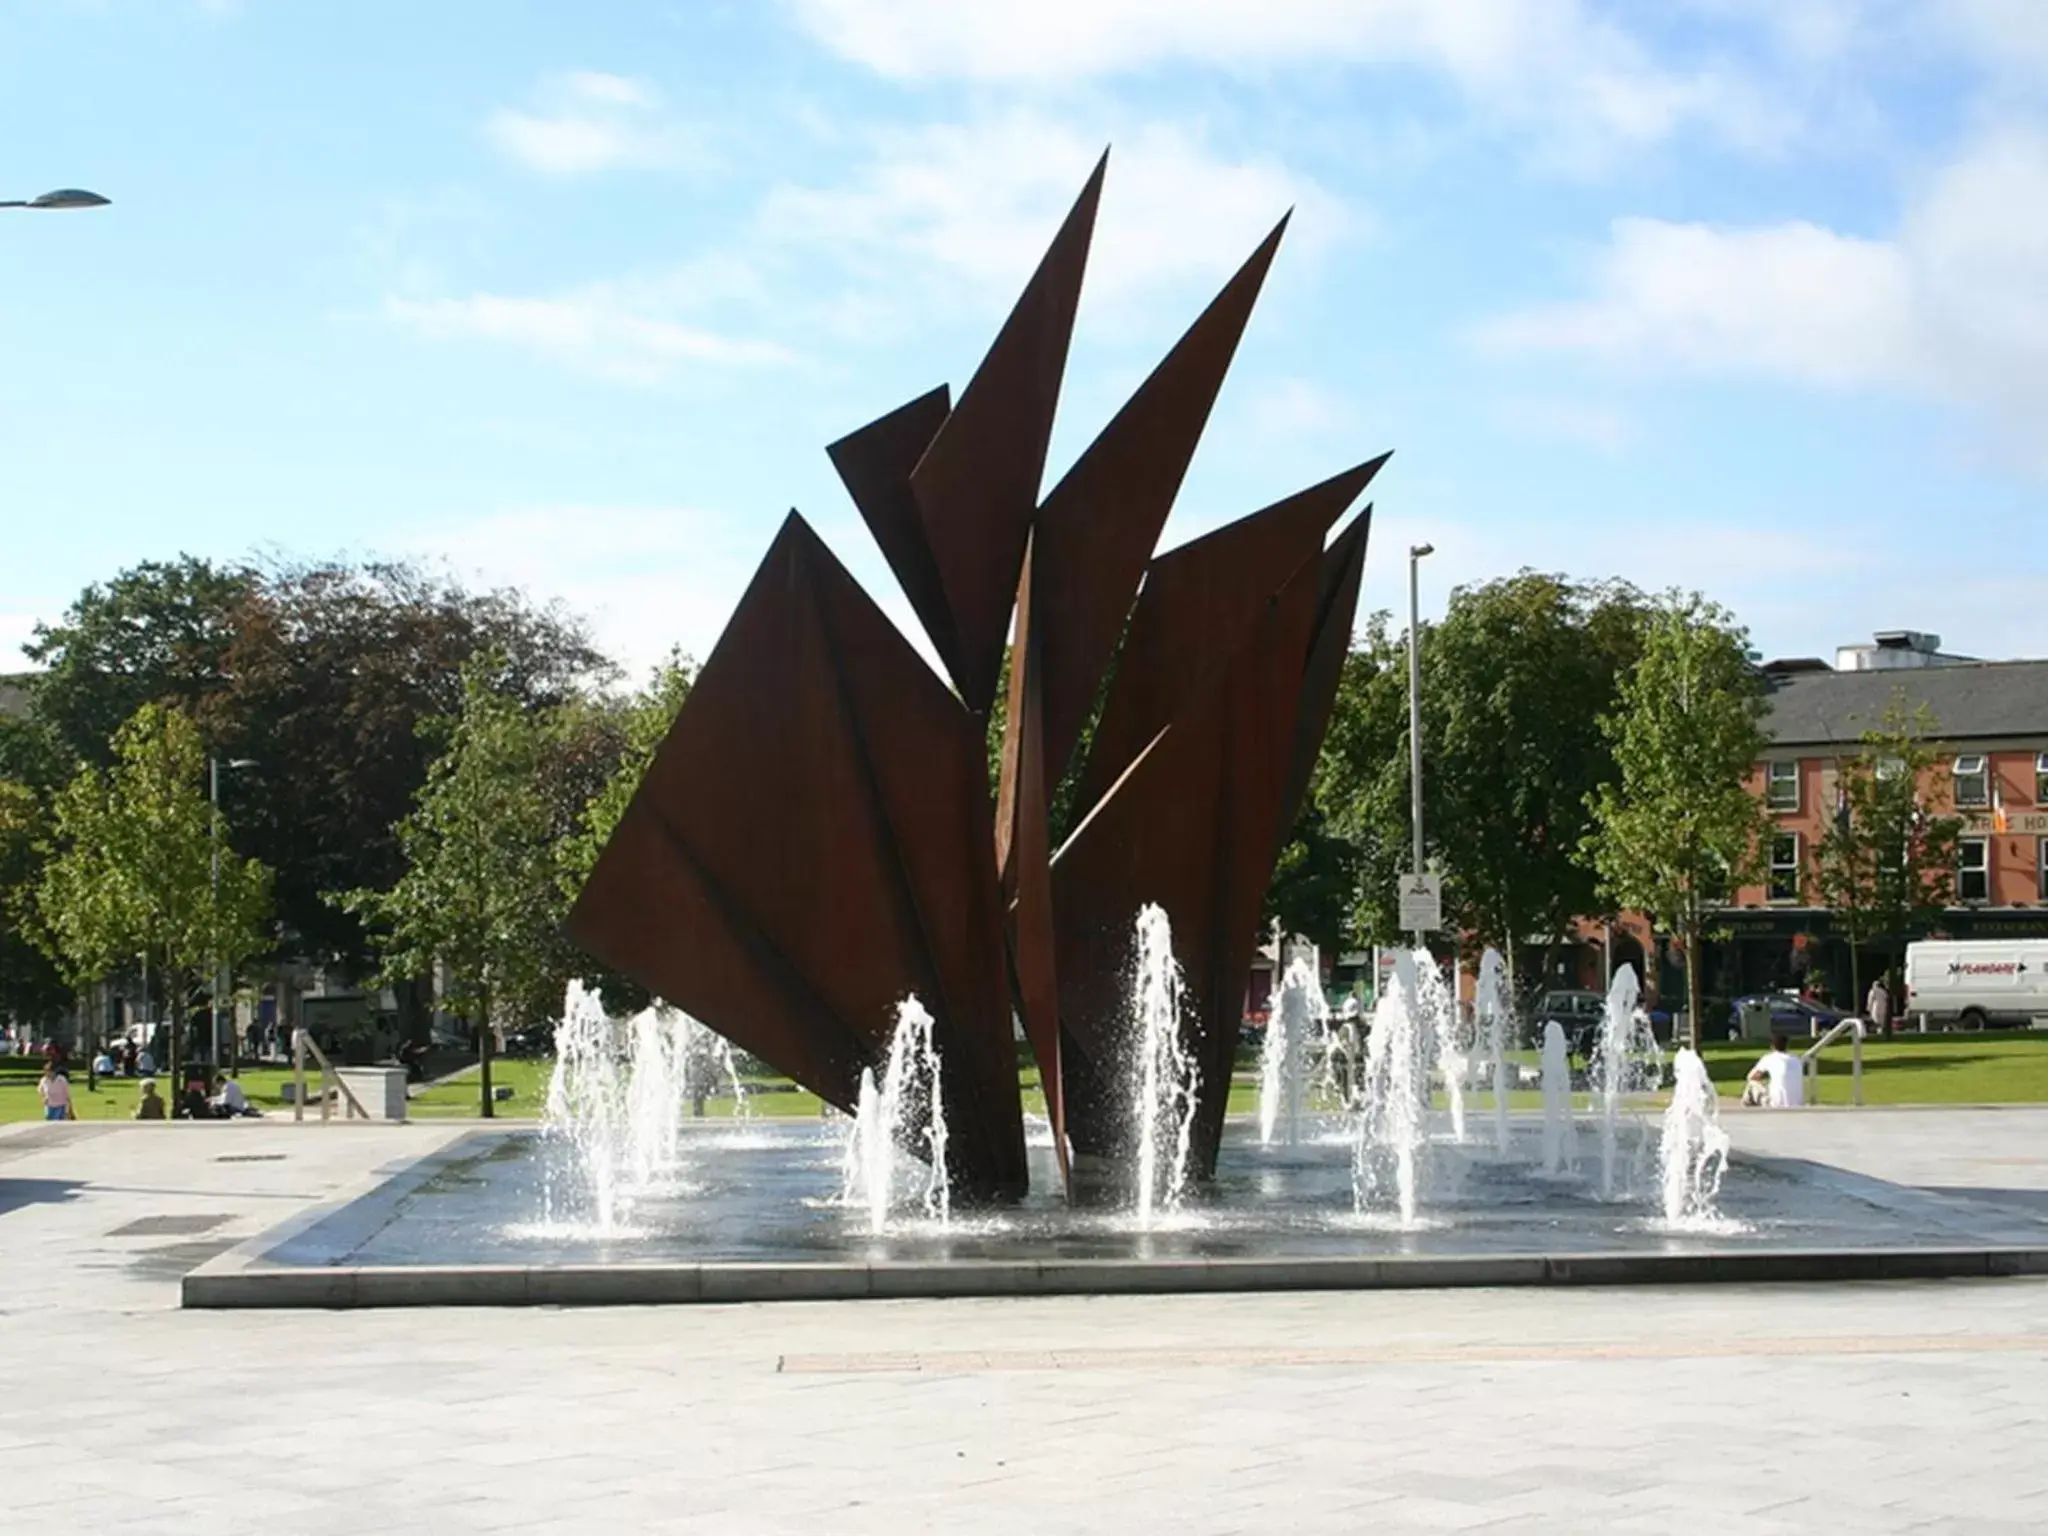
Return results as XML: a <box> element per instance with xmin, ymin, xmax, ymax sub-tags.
<box><xmin>1866</xmin><ymin>974</ymin><xmax>1894</xmax><ymax>1037</ymax></box>
<box><xmin>37</xmin><ymin>1061</ymin><xmax>75</xmax><ymax>1122</ymax></box>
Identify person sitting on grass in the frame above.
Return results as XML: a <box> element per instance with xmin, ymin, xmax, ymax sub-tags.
<box><xmin>211</xmin><ymin>1071</ymin><xmax>256</xmax><ymax>1118</ymax></box>
<box><xmin>134</xmin><ymin>1079</ymin><xmax>166</xmax><ymax>1121</ymax></box>
<box><xmin>173</xmin><ymin>1075</ymin><xmax>215</xmax><ymax>1121</ymax></box>
<box><xmin>1744</xmin><ymin>1031</ymin><xmax>1806</xmax><ymax>1108</ymax></box>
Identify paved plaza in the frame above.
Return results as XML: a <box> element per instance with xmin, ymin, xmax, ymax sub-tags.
<box><xmin>7</xmin><ymin>1111</ymin><xmax>2048</xmax><ymax>1534</ymax></box>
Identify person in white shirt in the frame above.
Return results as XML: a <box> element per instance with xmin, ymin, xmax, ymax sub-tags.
<box><xmin>1745</xmin><ymin>1032</ymin><xmax>1806</xmax><ymax>1108</ymax></box>
<box><xmin>211</xmin><ymin>1073</ymin><xmax>251</xmax><ymax>1117</ymax></box>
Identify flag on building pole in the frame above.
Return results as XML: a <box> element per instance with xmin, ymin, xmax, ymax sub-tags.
<box><xmin>1994</xmin><ymin>779</ymin><xmax>2010</xmax><ymax>834</ymax></box>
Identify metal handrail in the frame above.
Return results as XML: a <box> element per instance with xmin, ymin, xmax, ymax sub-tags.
<box><xmin>290</xmin><ymin>1028</ymin><xmax>370</xmax><ymax>1122</ymax></box>
<box><xmin>1801</xmin><ymin>1017</ymin><xmax>1865</xmax><ymax>1106</ymax></box>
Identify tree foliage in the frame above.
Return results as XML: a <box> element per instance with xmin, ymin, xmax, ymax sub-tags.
<box><xmin>0</xmin><ymin>781</ymin><xmax>70</xmax><ymax>1029</ymax></box>
<box><xmin>1807</xmin><ymin>698</ymin><xmax>1965</xmax><ymax>998</ymax></box>
<box><xmin>22</xmin><ymin>555</ymin><xmax>611</xmax><ymax>976</ymax></box>
<box><xmin>32</xmin><ymin>704</ymin><xmax>272</xmax><ymax>1077</ymax></box>
<box><xmin>1312</xmin><ymin>575</ymin><xmax>1647</xmax><ymax>971</ymax></box>
<box><xmin>1582</xmin><ymin>595</ymin><xmax>1770</xmax><ymax>1048</ymax></box>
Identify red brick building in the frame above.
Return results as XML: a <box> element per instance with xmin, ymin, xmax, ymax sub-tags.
<box><xmin>1548</xmin><ymin>635</ymin><xmax>2048</xmax><ymax>1024</ymax></box>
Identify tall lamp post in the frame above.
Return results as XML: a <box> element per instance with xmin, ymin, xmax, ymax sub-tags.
<box><xmin>1</xmin><ymin>188</ymin><xmax>111</xmax><ymax>211</ymax></box>
<box><xmin>1407</xmin><ymin>543</ymin><xmax>1434</xmax><ymax>948</ymax></box>
<box><xmin>210</xmin><ymin>757</ymin><xmax>257</xmax><ymax>1068</ymax></box>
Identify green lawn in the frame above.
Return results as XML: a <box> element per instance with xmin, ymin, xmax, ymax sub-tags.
<box><xmin>12</xmin><ymin>1028</ymin><xmax>2048</xmax><ymax>1122</ymax></box>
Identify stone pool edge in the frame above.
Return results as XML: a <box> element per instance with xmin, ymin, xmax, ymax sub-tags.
<box><xmin>182</xmin><ymin>1244</ymin><xmax>2048</xmax><ymax>1309</ymax></box>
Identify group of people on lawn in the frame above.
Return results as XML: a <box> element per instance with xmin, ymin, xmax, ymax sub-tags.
<box><xmin>36</xmin><ymin>1045</ymin><xmax>259</xmax><ymax>1122</ymax></box>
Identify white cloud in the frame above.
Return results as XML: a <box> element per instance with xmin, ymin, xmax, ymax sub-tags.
<box><xmin>385</xmin><ymin>289</ymin><xmax>791</xmax><ymax>383</ymax></box>
<box><xmin>0</xmin><ymin>613</ymin><xmax>40</xmax><ymax>673</ymax></box>
<box><xmin>408</xmin><ymin>506</ymin><xmax>943</xmax><ymax>678</ymax></box>
<box><xmin>1246</xmin><ymin>377</ymin><xmax>1356</xmax><ymax>440</ymax></box>
<box><xmin>1493</xmin><ymin>396</ymin><xmax>1633</xmax><ymax>453</ymax></box>
<box><xmin>1474</xmin><ymin>124</ymin><xmax>2048</xmax><ymax>468</ymax></box>
<box><xmin>485</xmin><ymin>70</ymin><xmax>693</xmax><ymax>176</ymax></box>
<box><xmin>789</xmin><ymin>0</ymin><xmax>1798</xmax><ymax>167</ymax></box>
<box><xmin>761</xmin><ymin>112</ymin><xmax>1353</xmax><ymax>320</ymax></box>
<box><xmin>406</xmin><ymin>507</ymin><xmax>766</xmax><ymax>675</ymax></box>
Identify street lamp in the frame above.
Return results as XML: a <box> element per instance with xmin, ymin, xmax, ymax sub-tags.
<box><xmin>1407</xmin><ymin>543</ymin><xmax>1434</xmax><ymax>947</ymax></box>
<box><xmin>210</xmin><ymin>757</ymin><xmax>258</xmax><ymax>1068</ymax></box>
<box><xmin>0</xmin><ymin>188</ymin><xmax>111</xmax><ymax>210</ymax></box>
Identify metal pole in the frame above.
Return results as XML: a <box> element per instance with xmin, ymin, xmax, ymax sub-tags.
<box><xmin>209</xmin><ymin>756</ymin><xmax>220</xmax><ymax>1069</ymax></box>
<box><xmin>1407</xmin><ymin>544</ymin><xmax>1432</xmax><ymax>948</ymax></box>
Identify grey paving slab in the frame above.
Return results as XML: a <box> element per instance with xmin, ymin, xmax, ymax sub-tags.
<box><xmin>6</xmin><ymin>1116</ymin><xmax>2048</xmax><ymax>1533</ymax></box>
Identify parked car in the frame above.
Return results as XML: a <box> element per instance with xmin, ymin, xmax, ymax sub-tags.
<box><xmin>1528</xmin><ymin>989</ymin><xmax>1606</xmax><ymax>1055</ymax></box>
<box><xmin>1727</xmin><ymin>993</ymin><xmax>1850</xmax><ymax>1040</ymax></box>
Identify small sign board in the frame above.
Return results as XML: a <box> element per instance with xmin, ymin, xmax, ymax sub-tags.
<box><xmin>1398</xmin><ymin>872</ymin><xmax>1442</xmax><ymax>933</ymax></box>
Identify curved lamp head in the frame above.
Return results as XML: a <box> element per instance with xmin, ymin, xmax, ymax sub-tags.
<box><xmin>22</xmin><ymin>189</ymin><xmax>111</xmax><ymax>210</ymax></box>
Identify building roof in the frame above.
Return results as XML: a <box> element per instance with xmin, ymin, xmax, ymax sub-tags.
<box><xmin>0</xmin><ymin>674</ymin><xmax>31</xmax><ymax>722</ymax></box>
<box><xmin>1764</xmin><ymin>659</ymin><xmax>2048</xmax><ymax>749</ymax></box>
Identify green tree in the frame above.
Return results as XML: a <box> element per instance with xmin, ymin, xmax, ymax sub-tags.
<box><xmin>1312</xmin><ymin>577</ymin><xmax>1648</xmax><ymax>987</ymax></box>
<box><xmin>23</xmin><ymin>556</ymin><xmax>256</xmax><ymax>767</ymax></box>
<box><xmin>1808</xmin><ymin>699</ymin><xmax>1965</xmax><ymax>1009</ymax></box>
<box><xmin>0</xmin><ymin>781</ymin><xmax>71</xmax><ymax>1033</ymax></box>
<box><xmin>1582</xmin><ymin>595</ymin><xmax>1771</xmax><ymax>1050</ymax></box>
<box><xmin>22</xmin><ymin>555</ymin><xmax>611</xmax><ymax>997</ymax></box>
<box><xmin>33</xmin><ymin>704</ymin><xmax>272</xmax><ymax>1083</ymax></box>
<box><xmin>338</xmin><ymin>660</ymin><xmax>589</xmax><ymax>1114</ymax></box>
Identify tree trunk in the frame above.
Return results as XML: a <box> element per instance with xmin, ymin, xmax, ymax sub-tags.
<box><xmin>478</xmin><ymin>990</ymin><xmax>495</xmax><ymax>1119</ymax></box>
<box><xmin>167</xmin><ymin>965</ymin><xmax>182</xmax><ymax>1091</ymax></box>
<box><xmin>1683</xmin><ymin>919</ymin><xmax>1702</xmax><ymax>1054</ymax></box>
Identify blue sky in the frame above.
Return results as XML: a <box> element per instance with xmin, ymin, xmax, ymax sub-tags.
<box><xmin>4</xmin><ymin>0</ymin><xmax>2045</xmax><ymax>679</ymax></box>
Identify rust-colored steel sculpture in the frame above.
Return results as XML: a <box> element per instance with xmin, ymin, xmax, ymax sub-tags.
<box><xmin>567</xmin><ymin>153</ymin><xmax>1386</xmax><ymax>1199</ymax></box>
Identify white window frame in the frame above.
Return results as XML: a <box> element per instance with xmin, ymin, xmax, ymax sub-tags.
<box><xmin>1958</xmin><ymin>836</ymin><xmax>1990</xmax><ymax>903</ymax></box>
<box><xmin>2039</xmin><ymin>837</ymin><xmax>2048</xmax><ymax>903</ymax></box>
<box><xmin>1768</xmin><ymin>832</ymin><xmax>1801</xmax><ymax>904</ymax></box>
<box><xmin>2036</xmin><ymin>752</ymin><xmax>2048</xmax><ymax>807</ymax></box>
<box><xmin>1765</xmin><ymin>759</ymin><xmax>1800</xmax><ymax>812</ymax></box>
<box><xmin>1953</xmin><ymin>754</ymin><xmax>1990</xmax><ymax>809</ymax></box>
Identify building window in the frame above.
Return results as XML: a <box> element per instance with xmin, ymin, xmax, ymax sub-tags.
<box><xmin>1958</xmin><ymin>837</ymin><xmax>1989</xmax><ymax>903</ymax></box>
<box><xmin>2039</xmin><ymin>839</ymin><xmax>2048</xmax><ymax>903</ymax></box>
<box><xmin>2036</xmin><ymin>752</ymin><xmax>2048</xmax><ymax>806</ymax></box>
<box><xmin>1765</xmin><ymin>760</ymin><xmax>1799</xmax><ymax>812</ymax></box>
<box><xmin>1953</xmin><ymin>755</ymin><xmax>1989</xmax><ymax>808</ymax></box>
<box><xmin>1769</xmin><ymin>833</ymin><xmax>1801</xmax><ymax>903</ymax></box>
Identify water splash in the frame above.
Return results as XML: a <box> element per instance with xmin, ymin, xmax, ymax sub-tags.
<box><xmin>542</xmin><ymin>980</ymin><xmax>629</xmax><ymax>1232</ymax></box>
<box><xmin>1352</xmin><ymin>950</ymin><xmax>1429</xmax><ymax>1226</ymax></box>
<box><xmin>623</xmin><ymin>1006</ymin><xmax>685</xmax><ymax>1187</ymax></box>
<box><xmin>1594</xmin><ymin>967</ymin><xmax>1663</xmax><ymax>1199</ymax></box>
<box><xmin>1132</xmin><ymin>904</ymin><xmax>1198</xmax><ymax>1224</ymax></box>
<box><xmin>840</xmin><ymin>996</ymin><xmax>950</xmax><ymax>1233</ymax></box>
<box><xmin>1658</xmin><ymin>1047</ymin><xmax>1731</xmax><ymax>1226</ymax></box>
<box><xmin>1539</xmin><ymin>1019</ymin><xmax>1579</xmax><ymax>1177</ymax></box>
<box><xmin>1259</xmin><ymin>949</ymin><xmax>1325</xmax><ymax>1149</ymax></box>
<box><xmin>679</xmin><ymin>1011</ymin><xmax>750</xmax><ymax>1120</ymax></box>
<box><xmin>1415</xmin><ymin>952</ymin><xmax>1467</xmax><ymax>1143</ymax></box>
<box><xmin>1476</xmin><ymin>947</ymin><xmax>1513</xmax><ymax>1154</ymax></box>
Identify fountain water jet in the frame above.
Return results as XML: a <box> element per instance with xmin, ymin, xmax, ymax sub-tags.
<box><xmin>1476</xmin><ymin>947</ymin><xmax>1513</xmax><ymax>1154</ymax></box>
<box><xmin>1538</xmin><ymin>1020</ymin><xmax>1579</xmax><ymax>1177</ymax></box>
<box><xmin>1659</xmin><ymin>1047</ymin><xmax>1731</xmax><ymax>1226</ymax></box>
<box><xmin>1415</xmin><ymin>954</ymin><xmax>1467</xmax><ymax>1143</ymax></box>
<box><xmin>1352</xmin><ymin>950</ymin><xmax>1430</xmax><ymax>1225</ymax></box>
<box><xmin>1593</xmin><ymin>967</ymin><xmax>1662</xmax><ymax>1198</ymax></box>
<box><xmin>1131</xmin><ymin>904</ymin><xmax>1198</xmax><ymax>1223</ymax></box>
<box><xmin>1259</xmin><ymin>948</ymin><xmax>1324</xmax><ymax>1149</ymax></box>
<box><xmin>623</xmin><ymin>1007</ymin><xmax>685</xmax><ymax>1186</ymax></box>
<box><xmin>840</xmin><ymin>996</ymin><xmax>951</xmax><ymax>1233</ymax></box>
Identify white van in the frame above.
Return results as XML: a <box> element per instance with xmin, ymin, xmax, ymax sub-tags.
<box><xmin>1903</xmin><ymin>940</ymin><xmax>2048</xmax><ymax>1030</ymax></box>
